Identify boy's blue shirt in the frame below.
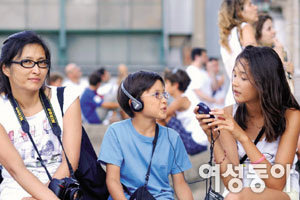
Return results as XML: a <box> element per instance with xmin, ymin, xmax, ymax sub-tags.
<box><xmin>80</xmin><ymin>88</ymin><xmax>103</xmax><ymax>124</ymax></box>
<box><xmin>98</xmin><ymin>119</ymin><xmax>192</xmax><ymax>199</ymax></box>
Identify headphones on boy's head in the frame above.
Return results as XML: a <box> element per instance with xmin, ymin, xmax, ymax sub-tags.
<box><xmin>121</xmin><ymin>82</ymin><xmax>144</xmax><ymax>112</ymax></box>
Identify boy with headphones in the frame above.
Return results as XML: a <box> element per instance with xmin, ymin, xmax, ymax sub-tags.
<box><xmin>98</xmin><ymin>71</ymin><xmax>193</xmax><ymax>199</ymax></box>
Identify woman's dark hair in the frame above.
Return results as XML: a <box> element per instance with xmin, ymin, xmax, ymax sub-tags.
<box><xmin>117</xmin><ymin>70</ymin><xmax>164</xmax><ymax>118</ymax></box>
<box><xmin>0</xmin><ymin>31</ymin><xmax>51</xmax><ymax>95</ymax></box>
<box><xmin>164</xmin><ymin>68</ymin><xmax>191</xmax><ymax>92</ymax></box>
<box><xmin>234</xmin><ymin>46</ymin><xmax>300</xmax><ymax>142</ymax></box>
<box><xmin>255</xmin><ymin>13</ymin><xmax>273</xmax><ymax>41</ymax></box>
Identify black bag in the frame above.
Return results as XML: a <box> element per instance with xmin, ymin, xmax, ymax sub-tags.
<box><xmin>129</xmin><ymin>186</ymin><xmax>155</xmax><ymax>200</ymax></box>
<box><xmin>204</xmin><ymin>189</ymin><xmax>224</xmax><ymax>200</ymax></box>
<box><xmin>57</xmin><ymin>87</ymin><xmax>109</xmax><ymax>200</ymax></box>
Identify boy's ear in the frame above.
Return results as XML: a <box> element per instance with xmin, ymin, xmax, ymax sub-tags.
<box><xmin>128</xmin><ymin>99</ymin><xmax>133</xmax><ymax>109</ymax></box>
<box><xmin>174</xmin><ymin>82</ymin><xmax>179</xmax><ymax>89</ymax></box>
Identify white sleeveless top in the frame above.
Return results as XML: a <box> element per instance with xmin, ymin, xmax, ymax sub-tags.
<box><xmin>237</xmin><ymin>137</ymin><xmax>299</xmax><ymax>191</ymax></box>
<box><xmin>0</xmin><ymin>86</ymin><xmax>80</xmax><ymax>199</ymax></box>
<box><xmin>220</xmin><ymin>22</ymin><xmax>247</xmax><ymax>106</ymax></box>
<box><xmin>229</xmin><ymin>105</ymin><xmax>299</xmax><ymax>196</ymax></box>
<box><xmin>175</xmin><ymin>94</ymin><xmax>208</xmax><ymax>146</ymax></box>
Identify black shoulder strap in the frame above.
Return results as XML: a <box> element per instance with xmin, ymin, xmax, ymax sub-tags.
<box><xmin>57</xmin><ymin>87</ymin><xmax>65</xmax><ymax>116</ymax></box>
<box><xmin>122</xmin><ymin>124</ymin><xmax>159</xmax><ymax>196</ymax></box>
<box><xmin>144</xmin><ymin>124</ymin><xmax>159</xmax><ymax>186</ymax></box>
<box><xmin>123</xmin><ymin>124</ymin><xmax>159</xmax><ymax>196</ymax></box>
<box><xmin>239</xmin><ymin>127</ymin><xmax>265</xmax><ymax>164</ymax></box>
<box><xmin>8</xmin><ymin>93</ymin><xmax>52</xmax><ymax>181</ymax></box>
<box><xmin>39</xmin><ymin>90</ymin><xmax>76</xmax><ymax>178</ymax></box>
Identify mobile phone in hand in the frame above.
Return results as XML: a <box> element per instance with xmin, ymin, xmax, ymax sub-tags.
<box><xmin>197</xmin><ymin>102</ymin><xmax>214</xmax><ymax>118</ymax></box>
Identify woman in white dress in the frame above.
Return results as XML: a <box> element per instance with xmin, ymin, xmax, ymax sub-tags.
<box><xmin>219</xmin><ymin>0</ymin><xmax>258</xmax><ymax>106</ymax></box>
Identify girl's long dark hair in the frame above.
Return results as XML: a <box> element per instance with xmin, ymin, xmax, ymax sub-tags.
<box><xmin>234</xmin><ymin>46</ymin><xmax>300</xmax><ymax>142</ymax></box>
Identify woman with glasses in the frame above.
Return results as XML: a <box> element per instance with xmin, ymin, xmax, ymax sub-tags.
<box><xmin>98</xmin><ymin>71</ymin><xmax>193</xmax><ymax>199</ymax></box>
<box><xmin>0</xmin><ymin>31</ymin><xmax>82</xmax><ymax>199</ymax></box>
<box><xmin>219</xmin><ymin>0</ymin><xmax>258</xmax><ymax>106</ymax></box>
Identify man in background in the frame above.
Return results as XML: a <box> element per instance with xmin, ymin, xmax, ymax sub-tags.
<box><xmin>206</xmin><ymin>57</ymin><xmax>225</xmax><ymax>108</ymax></box>
<box><xmin>96</xmin><ymin>67</ymin><xmax>119</xmax><ymax>123</ymax></box>
<box><xmin>63</xmin><ymin>63</ymin><xmax>88</xmax><ymax>96</ymax></box>
<box><xmin>48</xmin><ymin>72</ymin><xmax>64</xmax><ymax>87</ymax></box>
<box><xmin>185</xmin><ymin>48</ymin><xmax>223</xmax><ymax>108</ymax></box>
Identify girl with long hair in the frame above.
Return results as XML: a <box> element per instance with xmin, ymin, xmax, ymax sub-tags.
<box><xmin>196</xmin><ymin>46</ymin><xmax>300</xmax><ymax>199</ymax></box>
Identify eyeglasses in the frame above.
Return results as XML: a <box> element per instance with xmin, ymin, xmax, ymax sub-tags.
<box><xmin>142</xmin><ymin>91</ymin><xmax>169</xmax><ymax>100</ymax></box>
<box><xmin>11</xmin><ymin>59</ymin><xmax>49</xmax><ymax>69</ymax></box>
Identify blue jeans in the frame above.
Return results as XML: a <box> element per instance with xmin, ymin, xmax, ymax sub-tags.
<box><xmin>167</xmin><ymin>117</ymin><xmax>207</xmax><ymax>155</ymax></box>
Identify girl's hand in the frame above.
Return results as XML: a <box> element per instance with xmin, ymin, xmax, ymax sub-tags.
<box><xmin>207</xmin><ymin>108</ymin><xmax>247</xmax><ymax>142</ymax></box>
<box><xmin>22</xmin><ymin>197</ymin><xmax>38</xmax><ymax>200</ymax></box>
<box><xmin>194</xmin><ymin>106</ymin><xmax>219</xmax><ymax>141</ymax></box>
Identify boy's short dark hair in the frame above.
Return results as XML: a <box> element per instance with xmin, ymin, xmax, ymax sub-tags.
<box><xmin>164</xmin><ymin>69</ymin><xmax>191</xmax><ymax>92</ymax></box>
<box><xmin>89</xmin><ymin>72</ymin><xmax>102</xmax><ymax>86</ymax></box>
<box><xmin>209</xmin><ymin>57</ymin><xmax>218</xmax><ymax>62</ymax></box>
<box><xmin>49</xmin><ymin>72</ymin><xmax>63</xmax><ymax>84</ymax></box>
<box><xmin>96</xmin><ymin>67</ymin><xmax>106</xmax><ymax>76</ymax></box>
<box><xmin>117</xmin><ymin>70</ymin><xmax>164</xmax><ymax>118</ymax></box>
<box><xmin>191</xmin><ymin>48</ymin><xmax>206</xmax><ymax>61</ymax></box>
